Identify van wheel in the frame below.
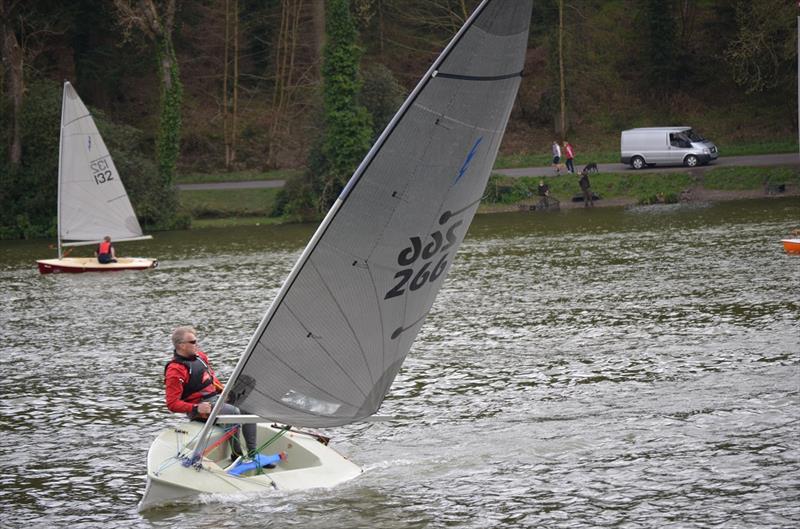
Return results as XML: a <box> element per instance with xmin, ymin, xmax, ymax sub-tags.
<box><xmin>684</xmin><ymin>155</ymin><xmax>698</xmax><ymax>167</ymax></box>
<box><xmin>631</xmin><ymin>156</ymin><xmax>645</xmax><ymax>170</ymax></box>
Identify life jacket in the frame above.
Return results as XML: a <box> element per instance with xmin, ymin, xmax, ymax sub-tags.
<box><xmin>98</xmin><ymin>241</ymin><xmax>112</xmax><ymax>255</ymax></box>
<box><xmin>164</xmin><ymin>353</ymin><xmax>218</xmax><ymax>401</ymax></box>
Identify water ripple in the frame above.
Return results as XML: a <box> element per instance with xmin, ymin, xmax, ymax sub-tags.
<box><xmin>0</xmin><ymin>200</ymin><xmax>798</xmax><ymax>528</ymax></box>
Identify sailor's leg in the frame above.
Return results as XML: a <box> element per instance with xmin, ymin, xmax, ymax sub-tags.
<box><xmin>218</xmin><ymin>403</ymin><xmax>258</xmax><ymax>455</ymax></box>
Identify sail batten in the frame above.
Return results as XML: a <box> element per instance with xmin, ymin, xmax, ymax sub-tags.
<box><xmin>198</xmin><ymin>0</ymin><xmax>532</xmax><ymax>436</ymax></box>
<box><xmin>434</xmin><ymin>70</ymin><xmax>523</xmax><ymax>81</ymax></box>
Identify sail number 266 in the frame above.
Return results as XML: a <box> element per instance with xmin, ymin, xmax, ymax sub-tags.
<box><xmin>90</xmin><ymin>159</ymin><xmax>114</xmax><ymax>185</ymax></box>
<box><xmin>384</xmin><ymin>219</ymin><xmax>462</xmax><ymax>300</ymax></box>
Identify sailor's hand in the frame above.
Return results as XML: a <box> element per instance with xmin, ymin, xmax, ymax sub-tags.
<box><xmin>197</xmin><ymin>401</ymin><xmax>212</xmax><ymax>417</ymax></box>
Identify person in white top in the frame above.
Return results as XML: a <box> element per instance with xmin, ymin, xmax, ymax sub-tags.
<box><xmin>551</xmin><ymin>141</ymin><xmax>562</xmax><ymax>175</ymax></box>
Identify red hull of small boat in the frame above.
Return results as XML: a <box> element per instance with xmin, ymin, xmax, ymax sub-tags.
<box><xmin>781</xmin><ymin>239</ymin><xmax>800</xmax><ymax>254</ymax></box>
<box><xmin>37</xmin><ymin>257</ymin><xmax>158</xmax><ymax>274</ymax></box>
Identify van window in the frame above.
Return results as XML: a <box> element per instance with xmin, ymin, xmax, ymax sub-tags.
<box><xmin>685</xmin><ymin>129</ymin><xmax>704</xmax><ymax>142</ymax></box>
<box><xmin>669</xmin><ymin>133</ymin><xmax>691</xmax><ymax>148</ymax></box>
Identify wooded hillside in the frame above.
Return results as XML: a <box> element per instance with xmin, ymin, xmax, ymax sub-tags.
<box><xmin>1</xmin><ymin>0</ymin><xmax>797</xmax><ymax>237</ymax></box>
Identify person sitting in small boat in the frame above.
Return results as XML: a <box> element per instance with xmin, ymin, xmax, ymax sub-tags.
<box><xmin>95</xmin><ymin>236</ymin><xmax>117</xmax><ymax>263</ymax></box>
<box><xmin>165</xmin><ymin>326</ymin><xmax>257</xmax><ymax>460</ymax></box>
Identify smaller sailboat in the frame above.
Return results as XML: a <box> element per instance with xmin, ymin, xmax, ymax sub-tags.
<box><xmin>781</xmin><ymin>238</ymin><xmax>800</xmax><ymax>254</ymax></box>
<box><xmin>780</xmin><ymin>228</ymin><xmax>800</xmax><ymax>254</ymax></box>
<box><xmin>36</xmin><ymin>82</ymin><xmax>157</xmax><ymax>274</ymax></box>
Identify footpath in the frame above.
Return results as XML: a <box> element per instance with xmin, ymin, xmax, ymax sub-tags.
<box><xmin>494</xmin><ymin>153</ymin><xmax>799</xmax><ymax>178</ymax></box>
<box><xmin>176</xmin><ymin>153</ymin><xmax>799</xmax><ymax>191</ymax></box>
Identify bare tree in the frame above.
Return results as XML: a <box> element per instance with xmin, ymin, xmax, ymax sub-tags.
<box><xmin>558</xmin><ymin>0</ymin><xmax>565</xmax><ymax>139</ymax></box>
<box><xmin>0</xmin><ymin>0</ymin><xmax>65</xmax><ymax>167</ymax></box>
<box><xmin>114</xmin><ymin>0</ymin><xmax>183</xmax><ymax>187</ymax></box>
<box><xmin>222</xmin><ymin>0</ymin><xmax>239</xmax><ymax>168</ymax></box>
<box><xmin>381</xmin><ymin>1</ymin><xmax>474</xmax><ymax>49</ymax></box>
<box><xmin>724</xmin><ymin>0</ymin><xmax>797</xmax><ymax>95</ymax></box>
<box><xmin>267</xmin><ymin>0</ymin><xmax>306</xmax><ymax>168</ymax></box>
<box><xmin>311</xmin><ymin>0</ymin><xmax>325</xmax><ymax>79</ymax></box>
<box><xmin>1</xmin><ymin>0</ymin><xmax>25</xmax><ymax>166</ymax></box>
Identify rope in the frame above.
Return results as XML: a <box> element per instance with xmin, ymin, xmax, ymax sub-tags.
<box><xmin>251</xmin><ymin>425</ymin><xmax>290</xmax><ymax>456</ymax></box>
<box><xmin>157</xmin><ymin>424</ymin><xmax>290</xmax><ymax>476</ymax></box>
<box><xmin>156</xmin><ymin>425</ymin><xmax>234</xmax><ymax>474</ymax></box>
<box><xmin>203</xmin><ymin>425</ymin><xmax>239</xmax><ymax>457</ymax></box>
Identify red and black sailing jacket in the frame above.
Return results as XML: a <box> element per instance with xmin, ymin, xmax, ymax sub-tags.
<box><xmin>97</xmin><ymin>241</ymin><xmax>112</xmax><ymax>256</ymax></box>
<box><xmin>164</xmin><ymin>351</ymin><xmax>222</xmax><ymax>415</ymax></box>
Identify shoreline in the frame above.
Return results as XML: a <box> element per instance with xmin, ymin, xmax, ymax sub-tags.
<box><xmin>187</xmin><ymin>187</ymin><xmax>799</xmax><ymax>229</ymax></box>
<box><xmin>478</xmin><ymin>184</ymin><xmax>800</xmax><ymax>213</ymax></box>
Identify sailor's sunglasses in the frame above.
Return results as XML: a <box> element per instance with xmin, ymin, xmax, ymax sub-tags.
<box><xmin>182</xmin><ymin>339</ymin><xmax>198</xmax><ymax>344</ymax></box>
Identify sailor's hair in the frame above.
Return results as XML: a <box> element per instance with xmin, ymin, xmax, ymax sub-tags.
<box><xmin>172</xmin><ymin>326</ymin><xmax>197</xmax><ymax>347</ymax></box>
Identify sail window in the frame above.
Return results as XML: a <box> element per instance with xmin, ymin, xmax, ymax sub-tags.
<box><xmin>281</xmin><ymin>390</ymin><xmax>341</xmax><ymax>416</ymax></box>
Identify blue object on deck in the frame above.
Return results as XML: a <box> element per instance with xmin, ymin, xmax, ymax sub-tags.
<box><xmin>227</xmin><ymin>453</ymin><xmax>282</xmax><ymax>476</ymax></box>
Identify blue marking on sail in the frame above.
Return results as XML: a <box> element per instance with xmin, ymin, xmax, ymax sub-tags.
<box><xmin>455</xmin><ymin>137</ymin><xmax>482</xmax><ymax>184</ymax></box>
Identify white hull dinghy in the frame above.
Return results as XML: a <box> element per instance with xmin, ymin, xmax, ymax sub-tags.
<box><xmin>139</xmin><ymin>0</ymin><xmax>532</xmax><ymax>510</ymax></box>
<box><xmin>36</xmin><ymin>82</ymin><xmax>156</xmax><ymax>274</ymax></box>
<box><xmin>139</xmin><ymin>418</ymin><xmax>361</xmax><ymax>511</ymax></box>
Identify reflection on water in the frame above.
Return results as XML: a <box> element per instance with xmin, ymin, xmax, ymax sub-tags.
<box><xmin>1</xmin><ymin>198</ymin><xmax>798</xmax><ymax>528</ymax></box>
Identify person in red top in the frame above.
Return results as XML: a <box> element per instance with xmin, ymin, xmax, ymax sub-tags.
<box><xmin>563</xmin><ymin>141</ymin><xmax>576</xmax><ymax>174</ymax></box>
<box><xmin>95</xmin><ymin>235</ymin><xmax>117</xmax><ymax>263</ymax></box>
<box><xmin>165</xmin><ymin>326</ymin><xmax>257</xmax><ymax>458</ymax></box>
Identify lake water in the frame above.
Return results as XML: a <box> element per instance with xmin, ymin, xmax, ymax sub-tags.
<box><xmin>1</xmin><ymin>197</ymin><xmax>798</xmax><ymax>529</ymax></box>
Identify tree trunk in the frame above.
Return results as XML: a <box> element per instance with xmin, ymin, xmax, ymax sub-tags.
<box><xmin>311</xmin><ymin>0</ymin><xmax>325</xmax><ymax>80</ymax></box>
<box><xmin>1</xmin><ymin>0</ymin><xmax>24</xmax><ymax>166</ymax></box>
<box><xmin>223</xmin><ymin>0</ymin><xmax>231</xmax><ymax>167</ymax></box>
<box><xmin>558</xmin><ymin>0</ymin><xmax>566</xmax><ymax>139</ymax></box>
<box><xmin>231</xmin><ymin>0</ymin><xmax>239</xmax><ymax>164</ymax></box>
<box><xmin>285</xmin><ymin>0</ymin><xmax>300</xmax><ymax>129</ymax></box>
<box><xmin>268</xmin><ymin>0</ymin><xmax>302</xmax><ymax>168</ymax></box>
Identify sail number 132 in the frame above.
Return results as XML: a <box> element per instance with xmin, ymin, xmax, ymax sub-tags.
<box><xmin>90</xmin><ymin>159</ymin><xmax>114</xmax><ymax>185</ymax></box>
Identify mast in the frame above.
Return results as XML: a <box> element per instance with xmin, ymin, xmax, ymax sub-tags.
<box><xmin>190</xmin><ymin>0</ymin><xmax>500</xmax><ymax>460</ymax></box>
<box><xmin>57</xmin><ymin>81</ymin><xmax>68</xmax><ymax>260</ymax></box>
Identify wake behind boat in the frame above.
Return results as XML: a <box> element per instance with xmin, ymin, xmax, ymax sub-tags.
<box><xmin>36</xmin><ymin>82</ymin><xmax>157</xmax><ymax>274</ymax></box>
<box><xmin>139</xmin><ymin>0</ymin><xmax>532</xmax><ymax>510</ymax></box>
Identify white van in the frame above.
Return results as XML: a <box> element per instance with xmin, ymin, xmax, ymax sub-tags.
<box><xmin>620</xmin><ymin>127</ymin><xmax>719</xmax><ymax>169</ymax></box>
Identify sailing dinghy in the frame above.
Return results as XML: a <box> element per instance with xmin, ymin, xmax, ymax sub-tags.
<box><xmin>781</xmin><ymin>239</ymin><xmax>800</xmax><ymax>254</ymax></box>
<box><xmin>139</xmin><ymin>0</ymin><xmax>532</xmax><ymax>510</ymax></box>
<box><xmin>36</xmin><ymin>82</ymin><xmax>157</xmax><ymax>274</ymax></box>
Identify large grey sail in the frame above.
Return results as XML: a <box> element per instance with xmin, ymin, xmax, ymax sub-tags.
<box><xmin>58</xmin><ymin>82</ymin><xmax>145</xmax><ymax>243</ymax></box>
<box><xmin>230</xmin><ymin>0</ymin><xmax>532</xmax><ymax>427</ymax></box>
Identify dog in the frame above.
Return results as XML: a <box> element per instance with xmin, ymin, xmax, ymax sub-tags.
<box><xmin>582</xmin><ymin>162</ymin><xmax>598</xmax><ymax>174</ymax></box>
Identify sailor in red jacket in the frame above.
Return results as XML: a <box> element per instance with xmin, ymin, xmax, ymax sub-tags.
<box><xmin>165</xmin><ymin>326</ymin><xmax>257</xmax><ymax>458</ymax></box>
<box><xmin>95</xmin><ymin>235</ymin><xmax>117</xmax><ymax>263</ymax></box>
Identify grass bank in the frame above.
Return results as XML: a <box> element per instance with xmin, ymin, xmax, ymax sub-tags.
<box><xmin>176</xmin><ymin>168</ymin><xmax>300</xmax><ymax>184</ymax></box>
<box><xmin>178</xmin><ymin>165</ymin><xmax>798</xmax><ymax>228</ymax></box>
<box><xmin>179</xmin><ymin>188</ymin><xmax>280</xmax><ymax>220</ymax></box>
<box><xmin>482</xmin><ymin>165</ymin><xmax>799</xmax><ymax>210</ymax></box>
